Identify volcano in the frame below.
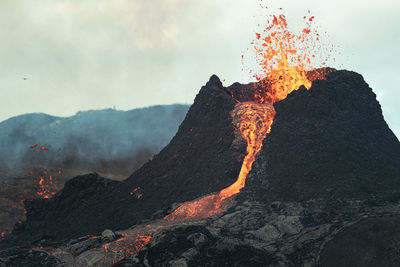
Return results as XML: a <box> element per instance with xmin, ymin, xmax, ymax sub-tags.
<box><xmin>1</xmin><ymin>69</ymin><xmax>399</xmax><ymax>266</ymax></box>
<box><xmin>1</xmin><ymin>8</ymin><xmax>400</xmax><ymax>267</ymax></box>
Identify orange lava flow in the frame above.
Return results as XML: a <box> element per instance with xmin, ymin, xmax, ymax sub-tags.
<box><xmin>162</xmin><ymin>103</ymin><xmax>275</xmax><ymax>223</ymax></box>
<box><xmin>220</xmin><ymin>103</ymin><xmax>275</xmax><ymax>199</ymax></box>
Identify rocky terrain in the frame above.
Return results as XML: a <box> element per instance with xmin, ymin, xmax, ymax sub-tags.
<box><xmin>0</xmin><ymin>70</ymin><xmax>399</xmax><ymax>266</ymax></box>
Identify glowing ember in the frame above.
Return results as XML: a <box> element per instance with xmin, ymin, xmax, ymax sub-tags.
<box><xmin>29</xmin><ymin>145</ymin><xmax>59</xmax><ymax>199</ymax></box>
<box><xmin>129</xmin><ymin>187</ymin><xmax>143</xmax><ymax>199</ymax></box>
<box><xmin>36</xmin><ymin>175</ymin><xmax>58</xmax><ymax>198</ymax></box>
<box><xmin>31</xmin><ymin>144</ymin><xmax>49</xmax><ymax>152</ymax></box>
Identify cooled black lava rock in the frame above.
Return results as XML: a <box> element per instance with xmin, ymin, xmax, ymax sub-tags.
<box><xmin>9</xmin><ymin>75</ymin><xmax>246</xmax><ymax>243</ymax></box>
<box><xmin>0</xmin><ymin>247</ymin><xmax>60</xmax><ymax>267</ymax></box>
<box><xmin>115</xmin><ymin>225</ymin><xmax>276</xmax><ymax>267</ymax></box>
<box><xmin>320</xmin><ymin>216</ymin><xmax>400</xmax><ymax>267</ymax></box>
<box><xmin>243</xmin><ymin>70</ymin><xmax>400</xmax><ymax>203</ymax></box>
<box><xmin>2</xmin><ymin>173</ymin><xmax>118</xmax><ymax>248</ymax></box>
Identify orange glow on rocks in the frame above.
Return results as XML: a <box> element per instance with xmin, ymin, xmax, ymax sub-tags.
<box><xmin>129</xmin><ymin>187</ymin><xmax>143</xmax><ymax>199</ymax></box>
<box><xmin>104</xmin><ymin>233</ymin><xmax>153</xmax><ymax>264</ymax></box>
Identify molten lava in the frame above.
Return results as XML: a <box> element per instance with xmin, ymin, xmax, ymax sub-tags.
<box><xmin>162</xmin><ymin>103</ymin><xmax>275</xmax><ymax>222</ymax></box>
<box><xmin>247</xmin><ymin>12</ymin><xmax>332</xmax><ymax>103</ymax></box>
<box><xmin>220</xmin><ymin>103</ymin><xmax>275</xmax><ymax>199</ymax></box>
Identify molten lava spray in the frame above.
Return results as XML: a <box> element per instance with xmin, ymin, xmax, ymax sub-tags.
<box><xmin>245</xmin><ymin>11</ymin><xmax>333</xmax><ymax>103</ymax></box>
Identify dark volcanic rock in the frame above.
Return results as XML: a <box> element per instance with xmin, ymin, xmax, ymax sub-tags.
<box><xmin>244</xmin><ymin>70</ymin><xmax>400</xmax><ymax>203</ymax></box>
<box><xmin>116</xmin><ymin>224</ymin><xmax>276</xmax><ymax>267</ymax></box>
<box><xmin>320</xmin><ymin>216</ymin><xmax>400</xmax><ymax>267</ymax></box>
<box><xmin>11</xmin><ymin>75</ymin><xmax>246</xmax><ymax>243</ymax></box>
<box><xmin>0</xmin><ymin>247</ymin><xmax>61</xmax><ymax>267</ymax></box>
<box><xmin>2</xmin><ymin>173</ymin><xmax>119</xmax><ymax>248</ymax></box>
<box><xmin>116</xmin><ymin>74</ymin><xmax>245</xmax><ymax>221</ymax></box>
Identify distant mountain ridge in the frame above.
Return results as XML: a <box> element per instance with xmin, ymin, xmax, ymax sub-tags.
<box><xmin>0</xmin><ymin>104</ymin><xmax>190</xmax><ymax>179</ymax></box>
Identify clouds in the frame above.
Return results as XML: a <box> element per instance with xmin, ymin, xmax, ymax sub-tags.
<box><xmin>0</xmin><ymin>0</ymin><xmax>398</xmax><ymax>137</ymax></box>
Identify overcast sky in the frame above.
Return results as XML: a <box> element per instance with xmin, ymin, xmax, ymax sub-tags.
<box><xmin>0</xmin><ymin>0</ymin><xmax>399</xmax><ymax>137</ymax></box>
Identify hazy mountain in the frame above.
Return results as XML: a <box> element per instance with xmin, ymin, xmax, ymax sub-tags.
<box><xmin>0</xmin><ymin>104</ymin><xmax>190</xmax><ymax>180</ymax></box>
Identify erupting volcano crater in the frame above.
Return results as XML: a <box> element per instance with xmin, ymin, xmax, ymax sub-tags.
<box><xmin>1</xmin><ymin>8</ymin><xmax>399</xmax><ymax>267</ymax></box>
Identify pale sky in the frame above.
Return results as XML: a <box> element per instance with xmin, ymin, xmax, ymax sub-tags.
<box><xmin>0</xmin><ymin>0</ymin><xmax>399</xmax><ymax>137</ymax></box>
